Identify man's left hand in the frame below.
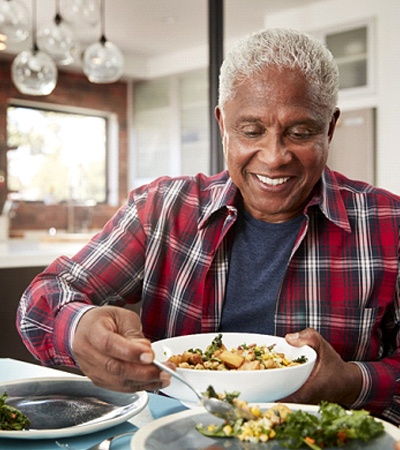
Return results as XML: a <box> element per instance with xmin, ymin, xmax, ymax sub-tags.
<box><xmin>280</xmin><ymin>327</ymin><xmax>362</xmax><ymax>406</ymax></box>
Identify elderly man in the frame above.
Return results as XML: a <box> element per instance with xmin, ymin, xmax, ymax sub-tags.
<box><xmin>17</xmin><ymin>28</ymin><xmax>400</xmax><ymax>425</ymax></box>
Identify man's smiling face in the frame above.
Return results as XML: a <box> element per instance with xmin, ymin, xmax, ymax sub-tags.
<box><xmin>216</xmin><ymin>67</ymin><xmax>339</xmax><ymax>223</ymax></box>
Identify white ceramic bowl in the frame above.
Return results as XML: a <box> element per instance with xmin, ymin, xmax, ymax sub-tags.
<box><xmin>152</xmin><ymin>332</ymin><xmax>316</xmax><ymax>404</ymax></box>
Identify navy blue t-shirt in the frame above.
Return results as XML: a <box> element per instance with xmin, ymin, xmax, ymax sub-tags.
<box><xmin>219</xmin><ymin>209</ymin><xmax>304</xmax><ymax>334</ymax></box>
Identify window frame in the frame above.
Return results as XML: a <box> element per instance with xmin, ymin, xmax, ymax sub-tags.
<box><xmin>7</xmin><ymin>98</ymin><xmax>119</xmax><ymax>206</ymax></box>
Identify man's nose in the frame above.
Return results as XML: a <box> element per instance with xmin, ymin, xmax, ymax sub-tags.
<box><xmin>257</xmin><ymin>133</ymin><xmax>291</xmax><ymax>167</ymax></box>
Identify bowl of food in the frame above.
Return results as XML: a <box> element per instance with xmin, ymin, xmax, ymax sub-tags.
<box><xmin>152</xmin><ymin>332</ymin><xmax>316</xmax><ymax>404</ymax></box>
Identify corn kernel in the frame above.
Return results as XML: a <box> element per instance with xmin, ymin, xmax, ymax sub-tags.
<box><xmin>223</xmin><ymin>424</ymin><xmax>233</xmax><ymax>435</ymax></box>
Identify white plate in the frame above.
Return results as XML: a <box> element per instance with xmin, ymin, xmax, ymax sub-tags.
<box><xmin>131</xmin><ymin>403</ymin><xmax>400</xmax><ymax>450</ymax></box>
<box><xmin>0</xmin><ymin>377</ymin><xmax>148</xmax><ymax>439</ymax></box>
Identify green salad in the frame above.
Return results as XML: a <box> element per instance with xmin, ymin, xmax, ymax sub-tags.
<box><xmin>196</xmin><ymin>388</ymin><xmax>384</xmax><ymax>449</ymax></box>
<box><xmin>0</xmin><ymin>391</ymin><xmax>30</xmax><ymax>431</ymax></box>
<box><xmin>274</xmin><ymin>401</ymin><xmax>384</xmax><ymax>449</ymax></box>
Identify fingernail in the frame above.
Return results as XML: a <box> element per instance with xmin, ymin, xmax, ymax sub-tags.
<box><xmin>140</xmin><ymin>352</ymin><xmax>153</xmax><ymax>363</ymax></box>
<box><xmin>286</xmin><ymin>332</ymin><xmax>300</xmax><ymax>340</ymax></box>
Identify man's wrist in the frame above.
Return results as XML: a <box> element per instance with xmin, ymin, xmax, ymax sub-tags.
<box><xmin>342</xmin><ymin>361</ymin><xmax>363</xmax><ymax>406</ymax></box>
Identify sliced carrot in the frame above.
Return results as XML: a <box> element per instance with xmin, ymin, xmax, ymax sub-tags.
<box><xmin>337</xmin><ymin>430</ymin><xmax>348</xmax><ymax>443</ymax></box>
<box><xmin>305</xmin><ymin>436</ymin><xmax>316</xmax><ymax>445</ymax></box>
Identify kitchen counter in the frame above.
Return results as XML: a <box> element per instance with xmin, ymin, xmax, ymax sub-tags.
<box><xmin>0</xmin><ymin>237</ymin><xmax>86</xmax><ymax>269</ymax></box>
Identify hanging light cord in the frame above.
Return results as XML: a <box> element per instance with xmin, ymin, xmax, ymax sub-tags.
<box><xmin>32</xmin><ymin>0</ymin><xmax>38</xmax><ymax>52</ymax></box>
<box><xmin>55</xmin><ymin>0</ymin><xmax>62</xmax><ymax>25</ymax></box>
<box><xmin>100</xmin><ymin>0</ymin><xmax>107</xmax><ymax>45</ymax></box>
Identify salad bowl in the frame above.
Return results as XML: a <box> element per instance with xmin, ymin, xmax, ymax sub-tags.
<box><xmin>152</xmin><ymin>332</ymin><xmax>316</xmax><ymax>404</ymax></box>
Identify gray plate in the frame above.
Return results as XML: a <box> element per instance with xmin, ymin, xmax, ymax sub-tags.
<box><xmin>0</xmin><ymin>377</ymin><xmax>148</xmax><ymax>439</ymax></box>
<box><xmin>131</xmin><ymin>405</ymin><xmax>400</xmax><ymax>450</ymax></box>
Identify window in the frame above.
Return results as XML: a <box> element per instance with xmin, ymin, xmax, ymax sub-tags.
<box><xmin>7</xmin><ymin>104</ymin><xmax>110</xmax><ymax>204</ymax></box>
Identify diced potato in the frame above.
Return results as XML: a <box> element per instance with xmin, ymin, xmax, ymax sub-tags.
<box><xmin>262</xmin><ymin>359</ymin><xmax>277</xmax><ymax>369</ymax></box>
<box><xmin>180</xmin><ymin>351</ymin><xmax>195</xmax><ymax>363</ymax></box>
<box><xmin>238</xmin><ymin>359</ymin><xmax>261</xmax><ymax>370</ymax></box>
<box><xmin>187</xmin><ymin>353</ymin><xmax>204</xmax><ymax>367</ymax></box>
<box><xmin>218</xmin><ymin>350</ymin><xmax>244</xmax><ymax>369</ymax></box>
<box><xmin>167</xmin><ymin>354</ymin><xmax>182</xmax><ymax>366</ymax></box>
<box><xmin>213</xmin><ymin>349</ymin><xmax>223</xmax><ymax>358</ymax></box>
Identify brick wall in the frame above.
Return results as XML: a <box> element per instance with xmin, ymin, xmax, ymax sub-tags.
<box><xmin>0</xmin><ymin>55</ymin><xmax>128</xmax><ymax>232</ymax></box>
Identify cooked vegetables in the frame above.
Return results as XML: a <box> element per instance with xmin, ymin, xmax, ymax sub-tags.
<box><xmin>196</xmin><ymin>389</ymin><xmax>384</xmax><ymax>448</ymax></box>
<box><xmin>0</xmin><ymin>391</ymin><xmax>30</xmax><ymax>431</ymax></box>
<box><xmin>196</xmin><ymin>388</ymin><xmax>292</xmax><ymax>443</ymax></box>
<box><xmin>168</xmin><ymin>333</ymin><xmax>308</xmax><ymax>371</ymax></box>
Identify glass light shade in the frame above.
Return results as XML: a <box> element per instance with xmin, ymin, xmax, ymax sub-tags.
<box><xmin>83</xmin><ymin>39</ymin><xmax>124</xmax><ymax>83</ymax></box>
<box><xmin>0</xmin><ymin>0</ymin><xmax>30</xmax><ymax>43</ymax></box>
<box><xmin>11</xmin><ymin>49</ymin><xmax>58</xmax><ymax>95</ymax></box>
<box><xmin>37</xmin><ymin>20</ymin><xmax>80</xmax><ymax>66</ymax></box>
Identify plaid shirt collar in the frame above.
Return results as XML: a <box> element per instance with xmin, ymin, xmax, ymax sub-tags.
<box><xmin>200</xmin><ymin>167</ymin><xmax>352</xmax><ymax>233</ymax></box>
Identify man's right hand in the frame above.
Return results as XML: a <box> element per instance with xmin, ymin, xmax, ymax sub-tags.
<box><xmin>72</xmin><ymin>305</ymin><xmax>171</xmax><ymax>392</ymax></box>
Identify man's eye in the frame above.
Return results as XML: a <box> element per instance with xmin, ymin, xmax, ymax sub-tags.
<box><xmin>288</xmin><ymin>129</ymin><xmax>315</xmax><ymax>140</ymax></box>
<box><xmin>292</xmin><ymin>132</ymin><xmax>310</xmax><ymax>139</ymax></box>
<box><xmin>244</xmin><ymin>131</ymin><xmax>261</xmax><ymax>138</ymax></box>
<box><xmin>241</xmin><ymin>127</ymin><xmax>263</xmax><ymax>138</ymax></box>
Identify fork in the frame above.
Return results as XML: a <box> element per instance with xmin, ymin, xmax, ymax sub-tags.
<box><xmin>56</xmin><ymin>431</ymin><xmax>133</xmax><ymax>450</ymax></box>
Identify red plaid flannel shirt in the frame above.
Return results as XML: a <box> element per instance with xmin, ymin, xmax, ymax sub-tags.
<box><xmin>17</xmin><ymin>168</ymin><xmax>400</xmax><ymax>423</ymax></box>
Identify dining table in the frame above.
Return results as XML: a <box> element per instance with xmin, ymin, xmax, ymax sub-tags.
<box><xmin>2</xmin><ymin>358</ymin><xmax>400</xmax><ymax>450</ymax></box>
<box><xmin>0</xmin><ymin>358</ymin><xmax>187</xmax><ymax>450</ymax></box>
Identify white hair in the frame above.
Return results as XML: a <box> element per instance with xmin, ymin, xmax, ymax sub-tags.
<box><xmin>219</xmin><ymin>28</ymin><xmax>339</xmax><ymax>116</ymax></box>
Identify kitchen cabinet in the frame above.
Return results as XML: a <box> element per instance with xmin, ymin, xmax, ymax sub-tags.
<box><xmin>0</xmin><ymin>266</ymin><xmax>46</xmax><ymax>364</ymax></box>
<box><xmin>326</xmin><ymin>26</ymin><xmax>368</xmax><ymax>89</ymax></box>
<box><xmin>321</xmin><ymin>20</ymin><xmax>375</xmax><ymax>95</ymax></box>
<box><xmin>1</xmin><ymin>265</ymin><xmax>81</xmax><ymax>373</ymax></box>
<box><xmin>0</xmin><ymin>239</ymin><xmax>83</xmax><ymax>371</ymax></box>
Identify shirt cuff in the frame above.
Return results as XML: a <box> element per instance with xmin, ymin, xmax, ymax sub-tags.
<box><xmin>349</xmin><ymin>360</ymin><xmax>397</xmax><ymax>415</ymax></box>
<box><xmin>53</xmin><ymin>302</ymin><xmax>97</xmax><ymax>367</ymax></box>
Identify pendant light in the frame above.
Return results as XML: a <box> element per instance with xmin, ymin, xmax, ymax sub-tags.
<box><xmin>11</xmin><ymin>0</ymin><xmax>57</xmax><ymax>96</ymax></box>
<box><xmin>37</xmin><ymin>0</ymin><xmax>79</xmax><ymax>66</ymax></box>
<box><xmin>0</xmin><ymin>0</ymin><xmax>30</xmax><ymax>44</ymax></box>
<box><xmin>82</xmin><ymin>0</ymin><xmax>124</xmax><ymax>84</ymax></box>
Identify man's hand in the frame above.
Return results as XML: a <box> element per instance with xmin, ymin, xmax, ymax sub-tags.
<box><xmin>72</xmin><ymin>305</ymin><xmax>170</xmax><ymax>392</ymax></box>
<box><xmin>280</xmin><ymin>328</ymin><xmax>362</xmax><ymax>406</ymax></box>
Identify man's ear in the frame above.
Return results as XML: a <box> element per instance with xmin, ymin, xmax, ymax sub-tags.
<box><xmin>328</xmin><ymin>108</ymin><xmax>341</xmax><ymax>142</ymax></box>
<box><xmin>214</xmin><ymin>106</ymin><xmax>225</xmax><ymax>137</ymax></box>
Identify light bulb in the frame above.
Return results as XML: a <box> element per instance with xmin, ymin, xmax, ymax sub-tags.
<box><xmin>83</xmin><ymin>38</ymin><xmax>124</xmax><ymax>83</ymax></box>
<box><xmin>11</xmin><ymin>48</ymin><xmax>58</xmax><ymax>95</ymax></box>
<box><xmin>0</xmin><ymin>0</ymin><xmax>30</xmax><ymax>43</ymax></box>
<box><xmin>37</xmin><ymin>18</ymin><xmax>80</xmax><ymax>65</ymax></box>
